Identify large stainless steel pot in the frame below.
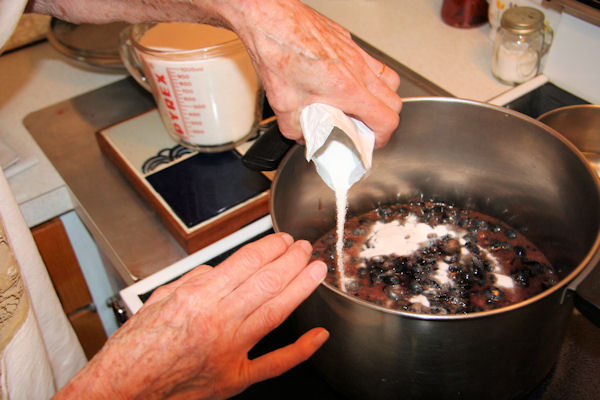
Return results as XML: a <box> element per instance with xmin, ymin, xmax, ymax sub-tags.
<box><xmin>270</xmin><ymin>98</ymin><xmax>600</xmax><ymax>400</ymax></box>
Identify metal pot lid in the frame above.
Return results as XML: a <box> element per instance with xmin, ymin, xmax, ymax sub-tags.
<box><xmin>46</xmin><ymin>18</ymin><xmax>128</xmax><ymax>71</ymax></box>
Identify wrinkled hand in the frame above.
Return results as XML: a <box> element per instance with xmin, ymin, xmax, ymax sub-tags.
<box><xmin>28</xmin><ymin>0</ymin><xmax>401</xmax><ymax>147</ymax></box>
<box><xmin>54</xmin><ymin>233</ymin><xmax>328</xmax><ymax>400</ymax></box>
<box><xmin>234</xmin><ymin>0</ymin><xmax>402</xmax><ymax>147</ymax></box>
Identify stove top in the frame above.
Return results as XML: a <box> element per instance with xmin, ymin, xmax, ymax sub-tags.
<box><xmin>503</xmin><ymin>82</ymin><xmax>589</xmax><ymax>119</ymax></box>
<box><xmin>118</xmin><ymin>75</ymin><xmax>599</xmax><ymax>399</ymax></box>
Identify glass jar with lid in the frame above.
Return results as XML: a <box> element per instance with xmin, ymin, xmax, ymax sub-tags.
<box><xmin>491</xmin><ymin>6</ymin><xmax>553</xmax><ymax>85</ymax></box>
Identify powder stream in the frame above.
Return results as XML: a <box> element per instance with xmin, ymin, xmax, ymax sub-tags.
<box><xmin>335</xmin><ymin>186</ymin><xmax>349</xmax><ymax>292</ymax></box>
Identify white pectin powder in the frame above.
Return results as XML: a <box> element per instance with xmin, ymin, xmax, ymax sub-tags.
<box><xmin>300</xmin><ymin>104</ymin><xmax>375</xmax><ymax>293</ymax></box>
<box><xmin>335</xmin><ymin>188</ymin><xmax>349</xmax><ymax>291</ymax></box>
<box><xmin>313</xmin><ymin>138</ymin><xmax>357</xmax><ymax>292</ymax></box>
<box><xmin>360</xmin><ymin>215</ymin><xmax>452</xmax><ymax>259</ymax></box>
<box><xmin>359</xmin><ymin>214</ymin><xmax>517</xmax><ymax>292</ymax></box>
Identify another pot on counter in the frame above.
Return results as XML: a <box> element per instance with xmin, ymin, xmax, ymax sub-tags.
<box><xmin>269</xmin><ymin>98</ymin><xmax>600</xmax><ymax>400</ymax></box>
<box><xmin>538</xmin><ymin>104</ymin><xmax>600</xmax><ymax>176</ymax></box>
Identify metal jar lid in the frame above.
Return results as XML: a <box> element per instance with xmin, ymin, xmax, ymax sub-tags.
<box><xmin>501</xmin><ymin>6</ymin><xmax>545</xmax><ymax>34</ymax></box>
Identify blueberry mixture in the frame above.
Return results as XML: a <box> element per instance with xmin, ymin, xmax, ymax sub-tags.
<box><xmin>311</xmin><ymin>201</ymin><xmax>558</xmax><ymax>314</ymax></box>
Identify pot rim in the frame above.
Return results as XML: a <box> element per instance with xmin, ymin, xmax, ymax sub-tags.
<box><xmin>271</xmin><ymin>97</ymin><xmax>600</xmax><ymax>321</ymax></box>
<box><xmin>537</xmin><ymin>103</ymin><xmax>600</xmax><ymax>122</ymax></box>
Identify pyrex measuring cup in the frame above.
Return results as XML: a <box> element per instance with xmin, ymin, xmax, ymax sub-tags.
<box><xmin>119</xmin><ymin>22</ymin><xmax>262</xmax><ymax>152</ymax></box>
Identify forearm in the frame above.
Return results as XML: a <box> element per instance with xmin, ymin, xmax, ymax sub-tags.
<box><xmin>24</xmin><ymin>0</ymin><xmax>261</xmax><ymax>29</ymax></box>
<box><xmin>26</xmin><ymin>0</ymin><xmax>401</xmax><ymax>145</ymax></box>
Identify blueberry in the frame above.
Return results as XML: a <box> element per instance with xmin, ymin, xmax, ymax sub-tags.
<box><xmin>377</xmin><ymin>207</ymin><xmax>394</xmax><ymax>219</ymax></box>
<box><xmin>485</xmin><ymin>286</ymin><xmax>503</xmax><ymax>302</ymax></box>
<box><xmin>381</xmin><ymin>259</ymin><xmax>395</xmax><ymax>271</ymax></box>
<box><xmin>369</xmin><ymin>267</ymin><xmax>384</xmax><ymax>283</ymax></box>
<box><xmin>394</xmin><ymin>257</ymin><xmax>409</xmax><ymax>272</ymax></box>
<box><xmin>513</xmin><ymin>246</ymin><xmax>527</xmax><ymax>258</ymax></box>
<box><xmin>409</xmin><ymin>280</ymin><xmax>423</xmax><ymax>294</ymax></box>
<box><xmin>463</xmin><ymin>233</ymin><xmax>478</xmax><ymax>243</ymax></box>
<box><xmin>523</xmin><ymin>259</ymin><xmax>542</xmax><ymax>275</ymax></box>
<box><xmin>442</xmin><ymin>239</ymin><xmax>460</xmax><ymax>255</ymax></box>
<box><xmin>383</xmin><ymin>274</ymin><xmax>401</xmax><ymax>286</ymax></box>
<box><xmin>490</xmin><ymin>224</ymin><xmax>502</xmax><ymax>233</ymax></box>
<box><xmin>357</xmin><ymin>267</ymin><xmax>368</xmax><ymax>278</ymax></box>
<box><xmin>384</xmin><ymin>285</ymin><xmax>402</xmax><ymax>301</ymax></box>
<box><xmin>505</xmin><ymin>229</ymin><xmax>517</xmax><ymax>239</ymax></box>
<box><xmin>512</xmin><ymin>269</ymin><xmax>530</xmax><ymax>287</ymax></box>
<box><xmin>465</xmin><ymin>241</ymin><xmax>480</xmax><ymax>255</ymax></box>
<box><xmin>483</xmin><ymin>261</ymin><xmax>494</xmax><ymax>272</ymax></box>
<box><xmin>444</xmin><ymin>254</ymin><xmax>460</xmax><ymax>264</ymax></box>
<box><xmin>490</xmin><ymin>239</ymin><xmax>503</xmax><ymax>252</ymax></box>
<box><xmin>475</xmin><ymin>219</ymin><xmax>488</xmax><ymax>230</ymax></box>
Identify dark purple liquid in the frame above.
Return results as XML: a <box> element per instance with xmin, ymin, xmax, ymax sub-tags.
<box><xmin>311</xmin><ymin>202</ymin><xmax>558</xmax><ymax>314</ymax></box>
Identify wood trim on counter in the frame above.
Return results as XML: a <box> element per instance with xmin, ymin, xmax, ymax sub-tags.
<box><xmin>31</xmin><ymin>217</ymin><xmax>106</xmax><ymax>359</ymax></box>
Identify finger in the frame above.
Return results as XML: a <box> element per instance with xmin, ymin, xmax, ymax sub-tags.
<box><xmin>308</xmin><ymin>87</ymin><xmax>401</xmax><ymax>149</ymax></box>
<box><xmin>246</xmin><ymin>327</ymin><xmax>330</xmax><ymax>384</ymax></box>
<box><xmin>144</xmin><ymin>264</ymin><xmax>213</xmax><ymax>306</ymax></box>
<box><xmin>356</xmin><ymin>47</ymin><xmax>401</xmax><ymax>91</ymax></box>
<box><xmin>220</xmin><ymin>239</ymin><xmax>315</xmax><ymax>320</ymax></box>
<box><xmin>350</xmin><ymin>96</ymin><xmax>401</xmax><ymax>148</ymax></box>
<box><xmin>188</xmin><ymin>233</ymin><xmax>295</xmax><ymax>298</ymax></box>
<box><xmin>237</xmin><ymin>260</ymin><xmax>327</xmax><ymax>347</ymax></box>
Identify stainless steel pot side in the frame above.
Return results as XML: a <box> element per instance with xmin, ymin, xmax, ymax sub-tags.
<box><xmin>538</xmin><ymin>104</ymin><xmax>600</xmax><ymax>175</ymax></box>
<box><xmin>270</xmin><ymin>98</ymin><xmax>600</xmax><ymax>400</ymax></box>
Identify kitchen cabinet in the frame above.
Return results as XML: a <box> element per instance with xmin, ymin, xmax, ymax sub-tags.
<box><xmin>31</xmin><ymin>217</ymin><xmax>106</xmax><ymax>359</ymax></box>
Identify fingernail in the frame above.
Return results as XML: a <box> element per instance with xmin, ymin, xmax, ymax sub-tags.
<box><xmin>297</xmin><ymin>239</ymin><xmax>312</xmax><ymax>253</ymax></box>
<box><xmin>309</xmin><ymin>261</ymin><xmax>327</xmax><ymax>282</ymax></box>
<box><xmin>313</xmin><ymin>329</ymin><xmax>330</xmax><ymax>347</ymax></box>
<box><xmin>279</xmin><ymin>232</ymin><xmax>294</xmax><ymax>246</ymax></box>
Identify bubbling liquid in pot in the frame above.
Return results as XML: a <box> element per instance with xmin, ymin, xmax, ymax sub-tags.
<box><xmin>311</xmin><ymin>201</ymin><xmax>559</xmax><ymax>314</ymax></box>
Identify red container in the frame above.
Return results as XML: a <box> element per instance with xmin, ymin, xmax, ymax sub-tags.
<box><xmin>441</xmin><ymin>0</ymin><xmax>489</xmax><ymax>28</ymax></box>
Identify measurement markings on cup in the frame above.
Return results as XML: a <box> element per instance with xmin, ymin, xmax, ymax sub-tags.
<box><xmin>168</xmin><ymin>68</ymin><xmax>206</xmax><ymax>137</ymax></box>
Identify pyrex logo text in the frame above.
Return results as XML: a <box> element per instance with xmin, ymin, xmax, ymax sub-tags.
<box><xmin>154</xmin><ymin>73</ymin><xmax>185</xmax><ymax>137</ymax></box>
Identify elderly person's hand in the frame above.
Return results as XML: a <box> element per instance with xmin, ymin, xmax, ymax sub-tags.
<box><xmin>27</xmin><ymin>0</ymin><xmax>402</xmax><ymax>148</ymax></box>
<box><xmin>53</xmin><ymin>233</ymin><xmax>328</xmax><ymax>399</ymax></box>
<box><xmin>232</xmin><ymin>0</ymin><xmax>403</xmax><ymax>148</ymax></box>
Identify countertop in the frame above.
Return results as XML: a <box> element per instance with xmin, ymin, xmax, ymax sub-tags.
<box><xmin>304</xmin><ymin>0</ymin><xmax>514</xmax><ymax>101</ymax></box>
<box><xmin>0</xmin><ymin>43</ymin><xmax>125</xmax><ymax>227</ymax></box>
<box><xmin>0</xmin><ymin>0</ymin><xmax>517</xmax><ymax>229</ymax></box>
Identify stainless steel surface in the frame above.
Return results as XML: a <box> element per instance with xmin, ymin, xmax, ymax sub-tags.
<box><xmin>24</xmin><ymin>78</ymin><xmax>181</xmax><ymax>285</ymax></box>
<box><xmin>271</xmin><ymin>98</ymin><xmax>600</xmax><ymax>399</ymax></box>
<box><xmin>538</xmin><ymin>105</ymin><xmax>600</xmax><ymax>175</ymax></box>
<box><xmin>24</xmin><ymin>39</ymin><xmax>448</xmax><ymax>285</ymax></box>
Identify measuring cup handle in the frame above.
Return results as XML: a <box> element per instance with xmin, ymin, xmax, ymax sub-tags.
<box><xmin>119</xmin><ymin>25</ymin><xmax>152</xmax><ymax>92</ymax></box>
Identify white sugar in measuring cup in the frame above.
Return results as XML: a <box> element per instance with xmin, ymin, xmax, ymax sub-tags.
<box><xmin>119</xmin><ymin>22</ymin><xmax>262</xmax><ymax>152</ymax></box>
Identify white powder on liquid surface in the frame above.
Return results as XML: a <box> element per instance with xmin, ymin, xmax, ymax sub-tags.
<box><xmin>359</xmin><ymin>214</ymin><xmax>516</xmax><ymax>294</ymax></box>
